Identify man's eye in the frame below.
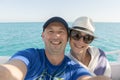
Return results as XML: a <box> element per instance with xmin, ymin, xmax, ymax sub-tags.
<box><xmin>49</xmin><ymin>31</ymin><xmax>53</xmax><ymax>33</ymax></box>
<box><xmin>59</xmin><ymin>31</ymin><xmax>65</xmax><ymax>34</ymax></box>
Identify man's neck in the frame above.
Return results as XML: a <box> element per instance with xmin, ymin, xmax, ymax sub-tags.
<box><xmin>45</xmin><ymin>51</ymin><xmax>64</xmax><ymax>65</ymax></box>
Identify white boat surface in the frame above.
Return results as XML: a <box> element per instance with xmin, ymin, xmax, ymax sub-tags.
<box><xmin>0</xmin><ymin>50</ymin><xmax>120</xmax><ymax>80</ymax></box>
<box><xmin>106</xmin><ymin>50</ymin><xmax>120</xmax><ymax>80</ymax></box>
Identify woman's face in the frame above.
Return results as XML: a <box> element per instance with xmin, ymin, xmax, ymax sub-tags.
<box><xmin>70</xmin><ymin>30</ymin><xmax>94</xmax><ymax>54</ymax></box>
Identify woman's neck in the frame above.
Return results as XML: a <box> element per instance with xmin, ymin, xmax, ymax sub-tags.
<box><xmin>71</xmin><ymin>50</ymin><xmax>91</xmax><ymax>66</ymax></box>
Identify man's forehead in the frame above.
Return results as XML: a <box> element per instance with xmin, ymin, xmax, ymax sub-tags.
<box><xmin>46</xmin><ymin>22</ymin><xmax>66</xmax><ymax>29</ymax></box>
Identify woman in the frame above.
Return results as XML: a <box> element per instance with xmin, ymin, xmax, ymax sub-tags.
<box><xmin>68</xmin><ymin>16</ymin><xmax>111</xmax><ymax>77</ymax></box>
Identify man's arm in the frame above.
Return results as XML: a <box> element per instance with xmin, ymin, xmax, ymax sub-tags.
<box><xmin>0</xmin><ymin>59</ymin><xmax>27</xmax><ymax>80</ymax></box>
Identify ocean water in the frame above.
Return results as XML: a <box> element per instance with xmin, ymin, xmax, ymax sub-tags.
<box><xmin>0</xmin><ymin>22</ymin><xmax>120</xmax><ymax>62</ymax></box>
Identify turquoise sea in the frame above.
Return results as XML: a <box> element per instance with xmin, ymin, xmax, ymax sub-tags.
<box><xmin>0</xmin><ymin>22</ymin><xmax>120</xmax><ymax>62</ymax></box>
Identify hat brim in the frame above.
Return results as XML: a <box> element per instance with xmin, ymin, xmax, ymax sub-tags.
<box><xmin>71</xmin><ymin>28</ymin><xmax>96</xmax><ymax>37</ymax></box>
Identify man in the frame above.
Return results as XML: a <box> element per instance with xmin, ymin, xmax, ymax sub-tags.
<box><xmin>0</xmin><ymin>16</ymin><xmax>111</xmax><ymax>80</ymax></box>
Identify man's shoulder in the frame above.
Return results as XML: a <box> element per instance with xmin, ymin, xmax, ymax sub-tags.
<box><xmin>64</xmin><ymin>56</ymin><xmax>83</xmax><ymax>69</ymax></box>
<box><xmin>21</xmin><ymin>48</ymin><xmax>45</xmax><ymax>54</ymax></box>
<box><xmin>11</xmin><ymin>48</ymin><xmax>45</xmax><ymax>59</ymax></box>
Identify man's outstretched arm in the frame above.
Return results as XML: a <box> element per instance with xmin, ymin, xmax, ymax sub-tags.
<box><xmin>0</xmin><ymin>59</ymin><xmax>27</xmax><ymax>80</ymax></box>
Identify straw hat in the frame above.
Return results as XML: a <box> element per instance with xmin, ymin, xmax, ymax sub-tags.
<box><xmin>71</xmin><ymin>16</ymin><xmax>95</xmax><ymax>36</ymax></box>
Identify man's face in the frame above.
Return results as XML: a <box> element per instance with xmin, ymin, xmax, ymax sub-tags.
<box><xmin>42</xmin><ymin>22</ymin><xmax>68</xmax><ymax>55</ymax></box>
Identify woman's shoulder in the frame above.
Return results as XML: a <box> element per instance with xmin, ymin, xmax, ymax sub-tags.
<box><xmin>89</xmin><ymin>46</ymin><xmax>105</xmax><ymax>56</ymax></box>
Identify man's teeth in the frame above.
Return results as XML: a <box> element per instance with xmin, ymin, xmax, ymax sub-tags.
<box><xmin>51</xmin><ymin>41</ymin><xmax>61</xmax><ymax>45</ymax></box>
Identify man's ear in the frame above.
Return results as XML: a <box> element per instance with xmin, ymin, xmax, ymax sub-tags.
<box><xmin>41</xmin><ymin>32</ymin><xmax>44</xmax><ymax>39</ymax></box>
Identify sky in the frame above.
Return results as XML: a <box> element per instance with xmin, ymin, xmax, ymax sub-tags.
<box><xmin>0</xmin><ymin>0</ymin><xmax>120</xmax><ymax>22</ymax></box>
